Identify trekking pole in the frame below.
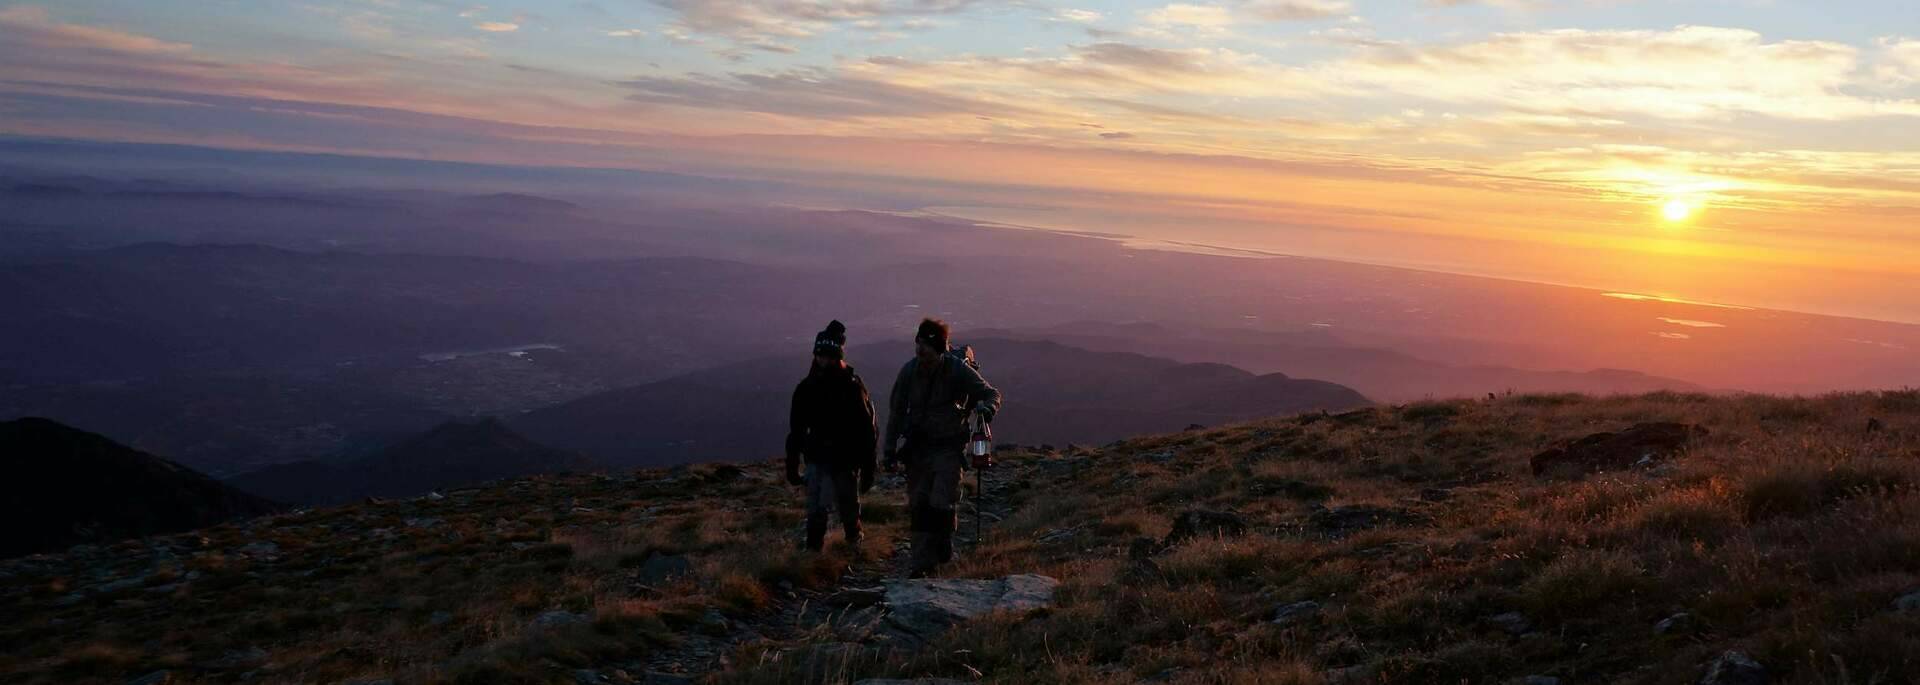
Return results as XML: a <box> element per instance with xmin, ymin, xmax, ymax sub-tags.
<box><xmin>967</xmin><ymin>409</ymin><xmax>993</xmax><ymax>549</ymax></box>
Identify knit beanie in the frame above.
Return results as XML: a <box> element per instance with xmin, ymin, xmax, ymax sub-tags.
<box><xmin>813</xmin><ymin>320</ymin><xmax>847</xmax><ymax>360</ymax></box>
<box><xmin>915</xmin><ymin>318</ymin><xmax>949</xmax><ymax>351</ymax></box>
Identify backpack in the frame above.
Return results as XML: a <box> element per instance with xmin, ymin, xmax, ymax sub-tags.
<box><xmin>948</xmin><ymin>344</ymin><xmax>982</xmax><ymax>413</ymax></box>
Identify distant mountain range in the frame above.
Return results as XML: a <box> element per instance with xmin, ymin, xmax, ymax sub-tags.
<box><xmin>0</xmin><ymin>418</ymin><xmax>279</xmax><ymax>559</ymax></box>
<box><xmin>226</xmin><ymin>418</ymin><xmax>599</xmax><ymax>506</ymax></box>
<box><xmin>511</xmin><ymin>338</ymin><xmax>1371</xmax><ymax>467</ymax></box>
<box><xmin>976</xmin><ymin>322</ymin><xmax>1704</xmax><ymax>402</ymax></box>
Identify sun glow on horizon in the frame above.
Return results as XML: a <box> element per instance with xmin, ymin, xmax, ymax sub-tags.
<box><xmin>1662</xmin><ymin>199</ymin><xmax>1696</xmax><ymax>223</ymax></box>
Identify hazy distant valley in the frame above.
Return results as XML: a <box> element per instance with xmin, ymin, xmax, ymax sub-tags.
<box><xmin>4</xmin><ymin>144</ymin><xmax>1920</xmax><ymax>485</ymax></box>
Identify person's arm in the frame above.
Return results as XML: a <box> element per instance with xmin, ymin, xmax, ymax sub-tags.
<box><xmin>784</xmin><ymin>382</ymin><xmax>806</xmax><ymax>485</ymax></box>
<box><xmin>884</xmin><ymin>362</ymin><xmax>910</xmax><ymax>461</ymax></box>
<box><xmin>855</xmin><ymin>374</ymin><xmax>878</xmax><ymax>491</ymax></box>
<box><xmin>954</xmin><ymin>360</ymin><xmax>1002</xmax><ymax>420</ymax></box>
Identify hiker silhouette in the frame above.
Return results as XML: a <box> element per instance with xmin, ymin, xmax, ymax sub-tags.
<box><xmin>785</xmin><ymin>320</ymin><xmax>877</xmax><ymax>552</ymax></box>
<box><xmin>884</xmin><ymin>318</ymin><xmax>1002</xmax><ymax>577</ymax></box>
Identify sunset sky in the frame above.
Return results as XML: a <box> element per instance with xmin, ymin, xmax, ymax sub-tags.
<box><xmin>4</xmin><ymin>1</ymin><xmax>1919</xmax><ymax>321</ymax></box>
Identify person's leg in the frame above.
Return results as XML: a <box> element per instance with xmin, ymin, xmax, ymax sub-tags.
<box><xmin>906</xmin><ymin>447</ymin><xmax>939</xmax><ymax>573</ymax></box>
<box><xmin>804</xmin><ymin>463</ymin><xmax>831</xmax><ymax>551</ymax></box>
<box><xmin>832</xmin><ymin>468</ymin><xmax>862</xmax><ymax>546</ymax></box>
<box><xmin>928</xmin><ymin>443</ymin><xmax>964</xmax><ymax>565</ymax></box>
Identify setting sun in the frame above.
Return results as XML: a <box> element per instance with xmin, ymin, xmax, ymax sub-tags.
<box><xmin>1662</xmin><ymin>199</ymin><xmax>1696</xmax><ymax>222</ymax></box>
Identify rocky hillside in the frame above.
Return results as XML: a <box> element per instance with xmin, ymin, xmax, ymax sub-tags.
<box><xmin>5</xmin><ymin>392</ymin><xmax>1920</xmax><ymax>684</ymax></box>
<box><xmin>0</xmin><ymin>418</ymin><xmax>281</xmax><ymax>559</ymax></box>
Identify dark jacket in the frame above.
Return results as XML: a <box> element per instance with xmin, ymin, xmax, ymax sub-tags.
<box><xmin>886</xmin><ymin>353</ymin><xmax>1003</xmax><ymax>450</ymax></box>
<box><xmin>786</xmin><ymin>364</ymin><xmax>878</xmax><ymax>474</ymax></box>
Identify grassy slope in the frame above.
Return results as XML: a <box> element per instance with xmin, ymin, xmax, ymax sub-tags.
<box><xmin>6</xmin><ymin>391</ymin><xmax>1920</xmax><ymax>684</ymax></box>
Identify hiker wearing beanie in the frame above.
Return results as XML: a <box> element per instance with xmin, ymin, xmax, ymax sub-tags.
<box><xmin>885</xmin><ymin>318</ymin><xmax>1002</xmax><ymax>577</ymax></box>
<box><xmin>785</xmin><ymin>320</ymin><xmax>879</xmax><ymax>552</ymax></box>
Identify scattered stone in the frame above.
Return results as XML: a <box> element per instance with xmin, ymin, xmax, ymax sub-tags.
<box><xmin>403</xmin><ymin>517</ymin><xmax>443</xmax><ymax>529</ymax></box>
<box><xmin>1330</xmin><ymin>408</ymin><xmax>1376</xmax><ymax>425</ymax></box>
<box><xmin>575</xmin><ymin>669</ymin><xmax>607</xmax><ymax>684</ymax></box>
<box><xmin>1700</xmin><ymin>650</ymin><xmax>1767</xmax><ymax>685</ymax></box>
<box><xmin>630</xmin><ymin>552</ymin><xmax>694</xmax><ymax>585</ymax></box>
<box><xmin>1522</xmin><ymin>677</ymin><xmax>1560</xmax><ymax>685</ymax></box>
<box><xmin>125</xmin><ymin>671</ymin><xmax>173</xmax><ymax>685</ymax></box>
<box><xmin>1249</xmin><ymin>478</ymin><xmax>1335</xmax><ymax>502</ymax></box>
<box><xmin>1530</xmin><ymin>422</ymin><xmax>1708</xmax><ymax>479</ymax></box>
<box><xmin>531</xmin><ymin>610</ymin><xmax>587</xmax><ymax>630</ymax></box>
<box><xmin>93</xmin><ymin>576</ymin><xmax>149</xmax><ymax>594</ymax></box>
<box><xmin>203</xmin><ymin>647</ymin><xmax>268</xmax><ymax>670</ymax></box>
<box><xmin>1655</xmin><ymin>612</ymin><xmax>1695</xmax><ymax>635</ymax></box>
<box><xmin>880</xmin><ymin>574</ymin><xmax>1058</xmax><ymax>646</ymax></box>
<box><xmin>426</xmin><ymin>491</ymin><xmax>446</xmax><ymax>501</ymax></box>
<box><xmin>238</xmin><ymin>542</ymin><xmax>281</xmax><ymax>558</ymax></box>
<box><xmin>1892</xmin><ymin>590</ymin><xmax>1920</xmax><ymax>612</ymax></box>
<box><xmin>1309</xmin><ymin>505</ymin><xmax>1427</xmax><ymax>536</ymax></box>
<box><xmin>1323</xmin><ymin>663</ymin><xmax>1379</xmax><ymax>684</ymax></box>
<box><xmin>1164</xmin><ymin>510</ymin><xmax>1249</xmax><ymax>545</ymax></box>
<box><xmin>1486</xmin><ymin>612</ymin><xmax>1532</xmax><ymax>636</ymax></box>
<box><xmin>1142</xmin><ymin>450</ymin><xmax>1176</xmax><ymax>464</ymax></box>
<box><xmin>1271</xmin><ymin>600</ymin><xmax>1321</xmax><ymax>627</ymax></box>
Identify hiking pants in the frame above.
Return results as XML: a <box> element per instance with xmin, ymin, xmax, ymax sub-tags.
<box><xmin>805</xmin><ymin>464</ymin><xmax>862</xmax><ymax>550</ymax></box>
<box><xmin>905</xmin><ymin>437</ymin><xmax>966</xmax><ymax>571</ymax></box>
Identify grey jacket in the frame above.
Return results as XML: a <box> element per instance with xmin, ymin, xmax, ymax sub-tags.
<box><xmin>886</xmin><ymin>354</ymin><xmax>1002</xmax><ymax>450</ymax></box>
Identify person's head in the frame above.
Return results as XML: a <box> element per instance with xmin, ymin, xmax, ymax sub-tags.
<box><xmin>914</xmin><ymin>318</ymin><xmax>949</xmax><ymax>365</ymax></box>
<box><xmin>813</xmin><ymin>320</ymin><xmax>847</xmax><ymax>370</ymax></box>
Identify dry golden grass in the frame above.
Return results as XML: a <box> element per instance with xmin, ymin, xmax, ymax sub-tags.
<box><xmin>8</xmin><ymin>391</ymin><xmax>1920</xmax><ymax>684</ymax></box>
<box><xmin>727</xmin><ymin>390</ymin><xmax>1920</xmax><ymax>684</ymax></box>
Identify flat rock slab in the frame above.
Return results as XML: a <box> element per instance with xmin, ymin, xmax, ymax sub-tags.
<box><xmin>1531</xmin><ymin>422</ymin><xmax>1707</xmax><ymax>480</ymax></box>
<box><xmin>880</xmin><ymin>574</ymin><xmax>1059</xmax><ymax>646</ymax></box>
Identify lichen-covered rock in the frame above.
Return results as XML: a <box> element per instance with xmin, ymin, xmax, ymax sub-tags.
<box><xmin>879</xmin><ymin>574</ymin><xmax>1058</xmax><ymax>646</ymax></box>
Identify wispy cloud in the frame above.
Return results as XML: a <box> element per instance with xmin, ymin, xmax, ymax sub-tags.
<box><xmin>474</xmin><ymin>21</ymin><xmax>519</xmax><ymax>32</ymax></box>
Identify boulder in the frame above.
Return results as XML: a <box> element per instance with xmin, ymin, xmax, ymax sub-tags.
<box><xmin>1486</xmin><ymin>612</ymin><xmax>1531</xmax><ymax>636</ymax></box>
<box><xmin>1531</xmin><ymin>422</ymin><xmax>1707</xmax><ymax>479</ymax></box>
<box><xmin>1164</xmin><ymin>510</ymin><xmax>1249</xmax><ymax>545</ymax></box>
<box><xmin>1654</xmin><ymin>612</ymin><xmax>1695</xmax><ymax>635</ymax></box>
<box><xmin>1700</xmin><ymin>650</ymin><xmax>1766</xmax><ymax>685</ymax></box>
<box><xmin>629</xmin><ymin>552</ymin><xmax>694</xmax><ymax>585</ymax></box>
<box><xmin>531</xmin><ymin>610</ymin><xmax>587</xmax><ymax>630</ymax></box>
<box><xmin>1271</xmin><ymin>601</ymin><xmax>1321</xmax><ymax>627</ymax></box>
<box><xmin>880</xmin><ymin>574</ymin><xmax>1058</xmax><ymax>646</ymax></box>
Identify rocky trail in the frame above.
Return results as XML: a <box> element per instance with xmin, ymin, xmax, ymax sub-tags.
<box><xmin>599</xmin><ymin>460</ymin><xmax>1036</xmax><ymax>684</ymax></box>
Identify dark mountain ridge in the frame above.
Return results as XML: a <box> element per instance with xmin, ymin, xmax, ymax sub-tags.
<box><xmin>0</xmin><ymin>418</ymin><xmax>279</xmax><ymax>559</ymax></box>
<box><xmin>226</xmin><ymin>418</ymin><xmax>599</xmax><ymax>506</ymax></box>
<box><xmin>511</xmin><ymin>338</ymin><xmax>1370</xmax><ymax>467</ymax></box>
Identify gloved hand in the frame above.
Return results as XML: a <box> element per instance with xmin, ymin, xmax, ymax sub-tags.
<box><xmin>974</xmin><ymin>402</ymin><xmax>995</xmax><ymax>423</ymax></box>
<box><xmin>786</xmin><ymin>464</ymin><xmax>805</xmax><ymax>486</ymax></box>
<box><xmin>859</xmin><ymin>469</ymin><xmax>875</xmax><ymax>494</ymax></box>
